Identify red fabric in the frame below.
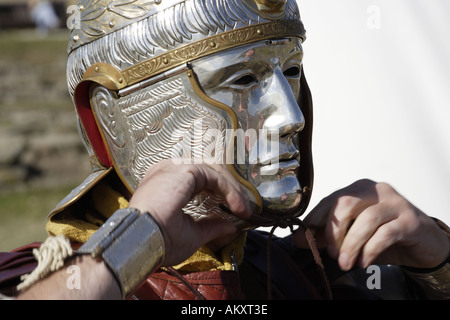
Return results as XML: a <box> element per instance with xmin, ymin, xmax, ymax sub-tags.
<box><xmin>74</xmin><ymin>81</ymin><xmax>112</xmax><ymax>167</ymax></box>
<box><xmin>0</xmin><ymin>243</ymin><xmax>41</xmax><ymax>296</ymax></box>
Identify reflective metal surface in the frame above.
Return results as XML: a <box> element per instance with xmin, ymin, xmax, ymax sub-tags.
<box><xmin>90</xmin><ymin>73</ymin><xmax>228</xmax><ymax>188</ymax></box>
<box><xmin>90</xmin><ymin>38</ymin><xmax>306</xmax><ymax>227</ymax></box>
<box><xmin>67</xmin><ymin>0</ymin><xmax>304</xmax><ymax>97</ymax></box>
<box><xmin>68</xmin><ymin>0</ymin><xmax>301</xmax><ymax>54</ymax></box>
<box><xmin>90</xmin><ymin>70</ymin><xmax>257</xmax><ymax>226</ymax></box>
<box><xmin>61</xmin><ymin>0</ymin><xmax>313</xmax><ymax>229</ymax></box>
<box><xmin>191</xmin><ymin>38</ymin><xmax>305</xmax><ymax>218</ymax></box>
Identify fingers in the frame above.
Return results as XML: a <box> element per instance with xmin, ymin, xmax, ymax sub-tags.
<box><xmin>196</xmin><ymin>217</ymin><xmax>238</xmax><ymax>250</ymax></box>
<box><xmin>300</xmin><ymin>180</ymin><xmax>378</xmax><ymax>253</ymax></box>
<box><xmin>298</xmin><ymin>180</ymin><xmax>409</xmax><ymax>270</ymax></box>
<box><xmin>185</xmin><ymin>164</ymin><xmax>251</xmax><ymax>219</ymax></box>
<box><xmin>132</xmin><ymin>160</ymin><xmax>251</xmax><ymax>220</ymax></box>
<box><xmin>129</xmin><ymin>160</ymin><xmax>251</xmax><ymax>266</ymax></box>
<box><xmin>356</xmin><ymin>220</ymin><xmax>400</xmax><ymax>268</ymax></box>
<box><xmin>303</xmin><ymin>179</ymin><xmax>378</xmax><ymax>228</ymax></box>
<box><xmin>324</xmin><ymin>193</ymin><xmax>377</xmax><ymax>258</ymax></box>
<box><xmin>337</xmin><ymin>202</ymin><xmax>398</xmax><ymax>270</ymax></box>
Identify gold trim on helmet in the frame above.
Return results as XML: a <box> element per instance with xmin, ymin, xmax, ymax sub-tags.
<box><xmin>77</xmin><ymin>19</ymin><xmax>305</xmax><ymax>93</ymax></box>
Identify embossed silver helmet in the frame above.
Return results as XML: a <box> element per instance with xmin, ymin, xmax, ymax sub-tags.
<box><xmin>52</xmin><ymin>0</ymin><xmax>314</xmax><ymax>230</ymax></box>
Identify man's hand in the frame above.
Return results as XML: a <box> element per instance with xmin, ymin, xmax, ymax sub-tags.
<box><xmin>294</xmin><ymin>179</ymin><xmax>450</xmax><ymax>271</ymax></box>
<box><xmin>18</xmin><ymin>161</ymin><xmax>250</xmax><ymax>300</ymax></box>
<box><xmin>129</xmin><ymin>160</ymin><xmax>252</xmax><ymax>267</ymax></box>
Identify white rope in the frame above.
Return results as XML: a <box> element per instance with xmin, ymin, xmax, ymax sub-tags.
<box><xmin>17</xmin><ymin>235</ymin><xmax>73</xmax><ymax>292</ymax></box>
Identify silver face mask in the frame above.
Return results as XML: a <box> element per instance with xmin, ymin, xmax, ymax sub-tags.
<box><xmin>89</xmin><ymin>38</ymin><xmax>306</xmax><ymax>229</ymax></box>
<box><xmin>191</xmin><ymin>38</ymin><xmax>305</xmax><ymax>218</ymax></box>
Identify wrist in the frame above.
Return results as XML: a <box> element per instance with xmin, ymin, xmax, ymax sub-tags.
<box><xmin>402</xmin><ymin>260</ymin><xmax>450</xmax><ymax>299</ymax></box>
<box><xmin>77</xmin><ymin>207</ymin><xmax>165</xmax><ymax>299</ymax></box>
<box><xmin>402</xmin><ymin>218</ymin><xmax>450</xmax><ymax>299</ymax></box>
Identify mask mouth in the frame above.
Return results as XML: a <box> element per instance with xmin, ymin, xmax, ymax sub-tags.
<box><xmin>253</xmin><ymin>147</ymin><xmax>300</xmax><ymax>175</ymax></box>
<box><xmin>260</xmin><ymin>148</ymin><xmax>300</xmax><ymax>163</ymax></box>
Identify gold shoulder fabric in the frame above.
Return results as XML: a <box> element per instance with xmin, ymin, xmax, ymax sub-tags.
<box><xmin>46</xmin><ymin>181</ymin><xmax>128</xmax><ymax>243</ymax></box>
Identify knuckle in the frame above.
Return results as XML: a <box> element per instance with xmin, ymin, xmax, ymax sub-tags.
<box><xmin>402</xmin><ymin>213</ymin><xmax>421</xmax><ymax>234</ymax></box>
<box><xmin>380</xmin><ymin>221</ymin><xmax>399</xmax><ymax>242</ymax></box>
<box><xmin>375</xmin><ymin>181</ymin><xmax>396</xmax><ymax>194</ymax></box>
<box><xmin>356</xmin><ymin>178</ymin><xmax>376</xmax><ymax>185</ymax></box>
<box><xmin>350</xmin><ymin>178</ymin><xmax>377</xmax><ymax>190</ymax></box>
<box><xmin>335</xmin><ymin>195</ymin><xmax>359</xmax><ymax>211</ymax></box>
<box><xmin>179</xmin><ymin>163</ymin><xmax>200</xmax><ymax>176</ymax></box>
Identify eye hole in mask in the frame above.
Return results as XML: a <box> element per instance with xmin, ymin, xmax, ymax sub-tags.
<box><xmin>233</xmin><ymin>74</ymin><xmax>258</xmax><ymax>86</ymax></box>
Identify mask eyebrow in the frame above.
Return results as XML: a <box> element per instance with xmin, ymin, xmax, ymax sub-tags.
<box><xmin>190</xmin><ymin>39</ymin><xmax>303</xmax><ymax>87</ymax></box>
<box><xmin>193</xmin><ymin>59</ymin><xmax>265</xmax><ymax>90</ymax></box>
<box><xmin>286</xmin><ymin>44</ymin><xmax>303</xmax><ymax>60</ymax></box>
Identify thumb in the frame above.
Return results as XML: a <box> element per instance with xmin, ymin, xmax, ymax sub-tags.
<box><xmin>293</xmin><ymin>197</ymin><xmax>334</xmax><ymax>249</ymax></box>
<box><xmin>302</xmin><ymin>199</ymin><xmax>333</xmax><ymax>229</ymax></box>
<box><xmin>196</xmin><ymin>217</ymin><xmax>238</xmax><ymax>246</ymax></box>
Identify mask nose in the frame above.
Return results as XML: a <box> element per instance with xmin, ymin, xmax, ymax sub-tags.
<box><xmin>262</xmin><ymin>68</ymin><xmax>305</xmax><ymax>138</ymax></box>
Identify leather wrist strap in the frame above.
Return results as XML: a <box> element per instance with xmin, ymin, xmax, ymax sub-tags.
<box><xmin>403</xmin><ymin>261</ymin><xmax>450</xmax><ymax>299</ymax></box>
<box><xmin>402</xmin><ymin>218</ymin><xmax>450</xmax><ymax>299</ymax></box>
<box><xmin>77</xmin><ymin>207</ymin><xmax>165</xmax><ymax>298</ymax></box>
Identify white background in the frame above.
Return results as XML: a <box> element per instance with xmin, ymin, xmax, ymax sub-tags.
<box><xmin>294</xmin><ymin>0</ymin><xmax>450</xmax><ymax>228</ymax></box>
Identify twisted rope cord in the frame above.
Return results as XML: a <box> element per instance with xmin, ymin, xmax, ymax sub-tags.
<box><xmin>17</xmin><ymin>235</ymin><xmax>73</xmax><ymax>292</ymax></box>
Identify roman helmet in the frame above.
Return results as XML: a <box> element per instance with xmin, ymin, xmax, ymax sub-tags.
<box><xmin>50</xmin><ymin>0</ymin><xmax>314</xmax><ymax>231</ymax></box>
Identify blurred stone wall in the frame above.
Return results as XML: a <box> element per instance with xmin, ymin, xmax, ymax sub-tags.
<box><xmin>0</xmin><ymin>29</ymin><xmax>91</xmax><ymax>193</ymax></box>
<box><xmin>0</xmin><ymin>0</ymin><xmax>72</xmax><ymax>29</ymax></box>
<box><xmin>0</xmin><ymin>105</ymin><xmax>91</xmax><ymax>193</ymax></box>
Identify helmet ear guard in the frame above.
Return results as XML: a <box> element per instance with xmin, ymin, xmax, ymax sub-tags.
<box><xmin>73</xmin><ymin>63</ymin><xmax>129</xmax><ymax>168</ymax></box>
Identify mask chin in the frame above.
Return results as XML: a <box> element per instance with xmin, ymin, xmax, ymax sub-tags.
<box><xmin>258</xmin><ymin>176</ymin><xmax>303</xmax><ymax>216</ymax></box>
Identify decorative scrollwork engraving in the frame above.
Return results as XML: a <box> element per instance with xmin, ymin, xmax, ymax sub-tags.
<box><xmin>113</xmin><ymin>76</ymin><xmax>226</xmax><ymax>187</ymax></box>
<box><xmin>243</xmin><ymin>0</ymin><xmax>287</xmax><ymax>16</ymax></box>
<box><xmin>121</xmin><ymin>20</ymin><xmax>305</xmax><ymax>85</ymax></box>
